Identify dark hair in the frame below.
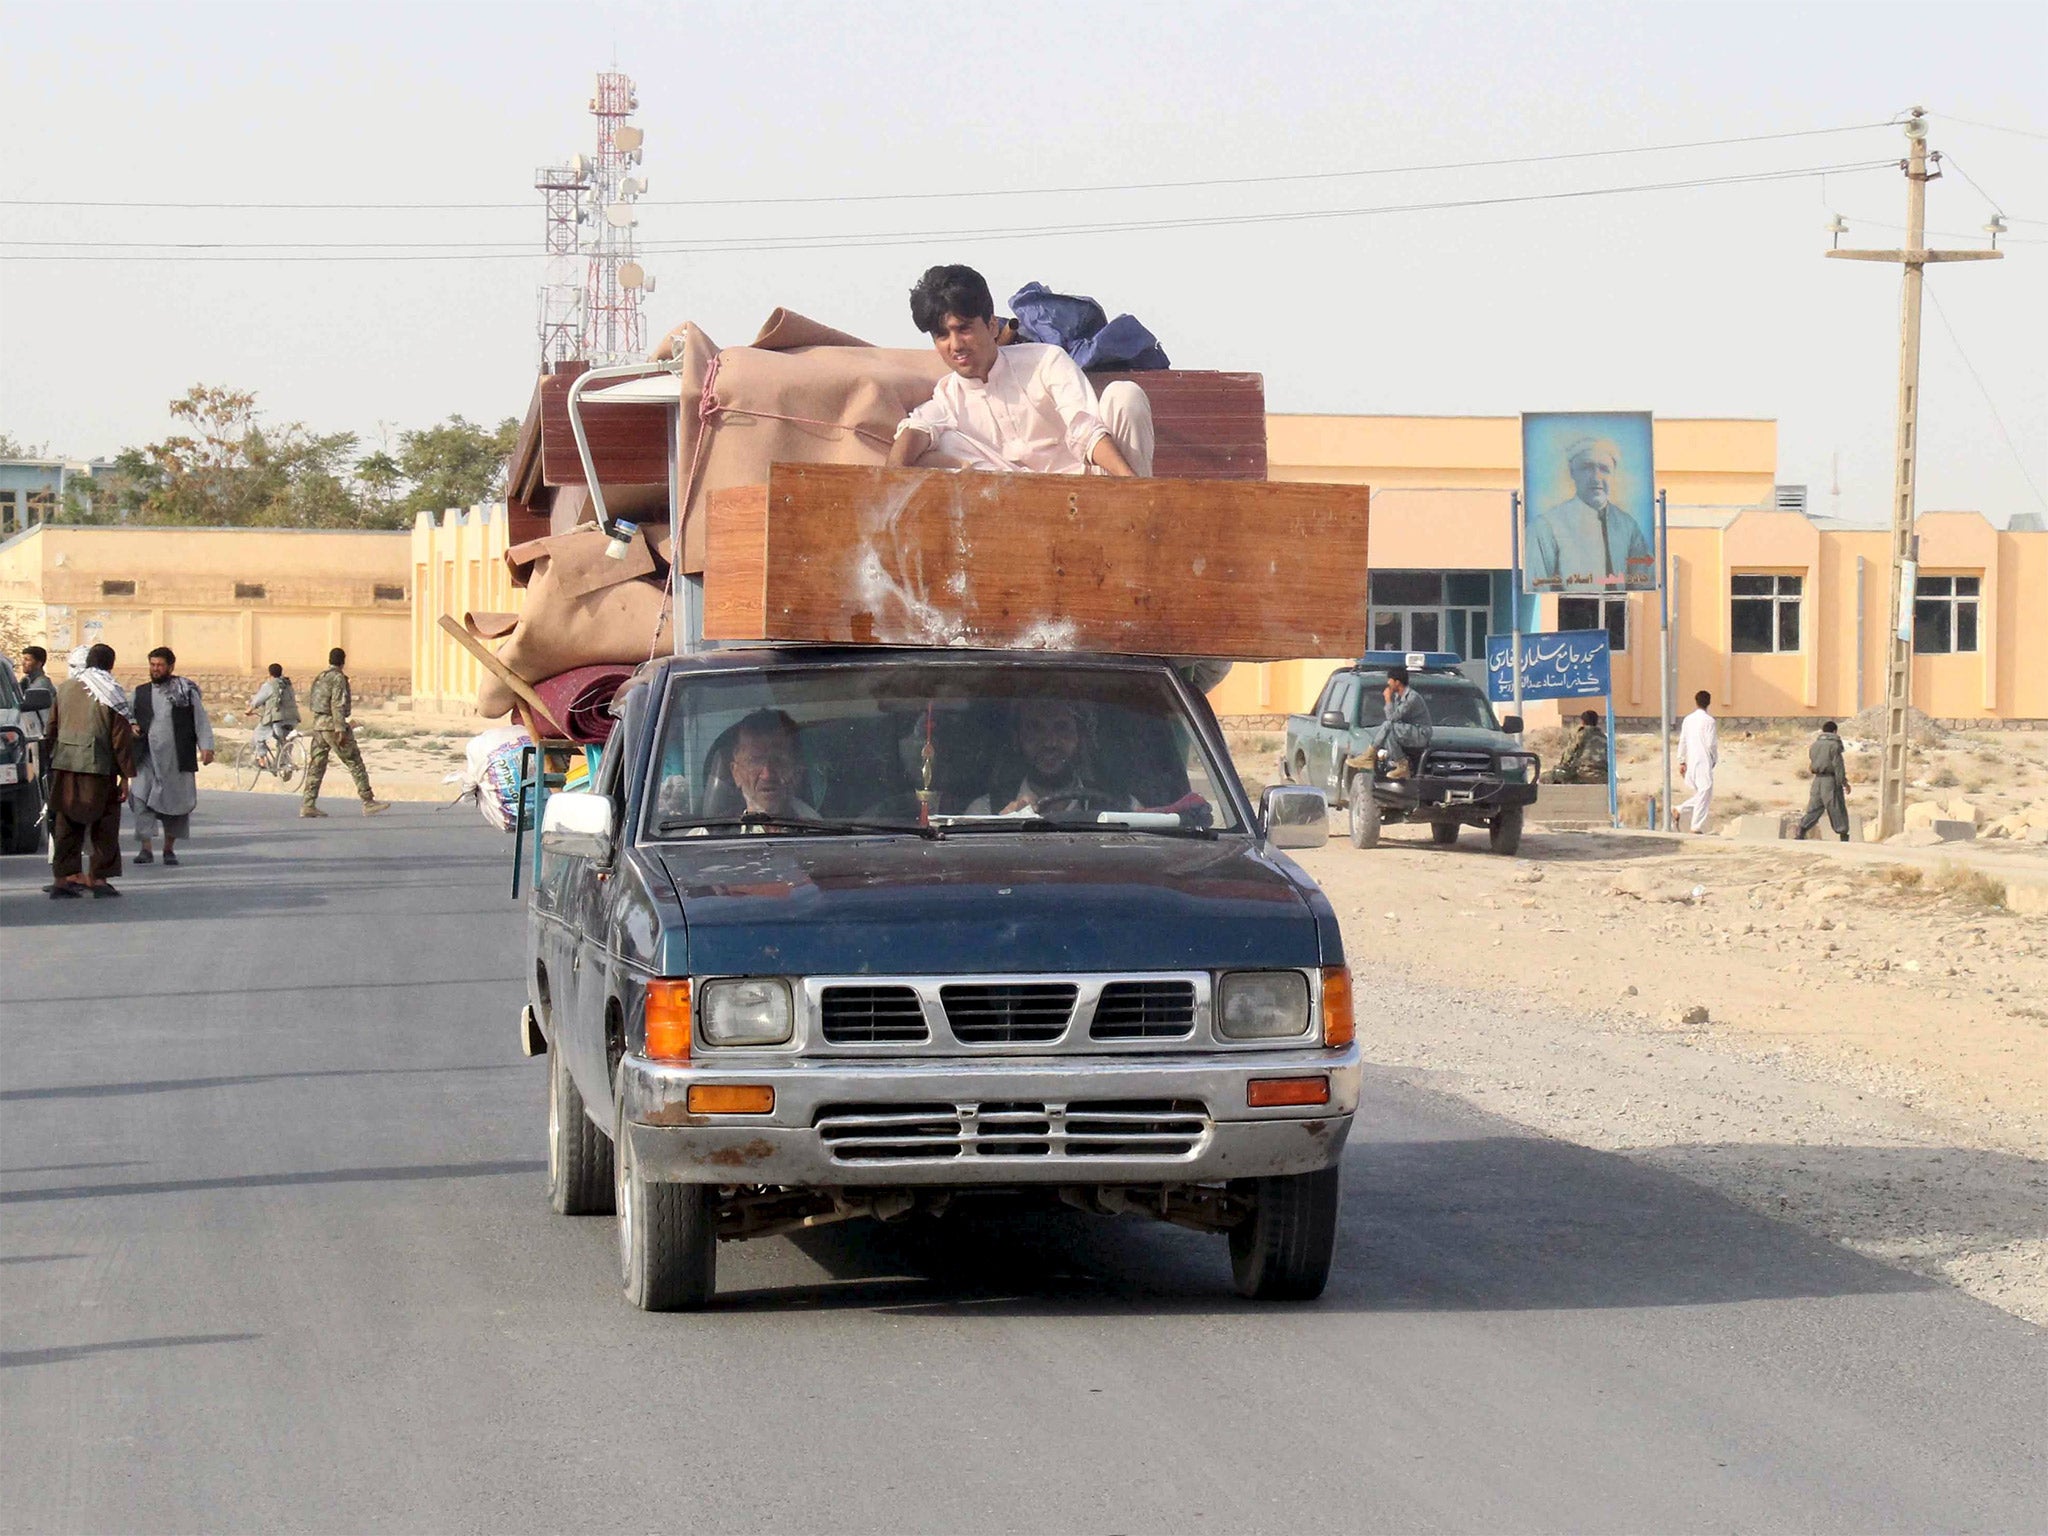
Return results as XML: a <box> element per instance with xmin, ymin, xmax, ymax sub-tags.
<box><xmin>328</xmin><ymin>647</ymin><xmax>346</xmax><ymax>667</ymax></box>
<box><xmin>23</xmin><ymin>645</ymin><xmax>46</xmax><ymax>666</ymax></box>
<box><xmin>1694</xmin><ymin>690</ymin><xmax>1712</xmax><ymax>709</ymax></box>
<box><xmin>268</xmin><ymin>662</ymin><xmax>284</xmax><ymax>678</ymax></box>
<box><xmin>908</xmin><ymin>264</ymin><xmax>995</xmax><ymax>335</ymax></box>
<box><xmin>733</xmin><ymin>708</ymin><xmax>801</xmax><ymax>749</ymax></box>
<box><xmin>1581</xmin><ymin>709</ymin><xmax>1599</xmax><ymax>726</ymax></box>
<box><xmin>148</xmin><ymin>645</ymin><xmax>175</xmax><ymax>667</ymax></box>
<box><xmin>86</xmin><ymin>643</ymin><xmax>116</xmax><ymax>670</ymax></box>
<box><xmin>1822</xmin><ymin>720</ymin><xmax>1838</xmax><ymax>733</ymax></box>
<box><xmin>1385</xmin><ymin>665</ymin><xmax>1410</xmax><ymax>685</ymax></box>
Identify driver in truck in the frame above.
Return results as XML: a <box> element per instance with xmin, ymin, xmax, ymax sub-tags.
<box><xmin>968</xmin><ymin>696</ymin><xmax>1135</xmax><ymax>815</ymax></box>
<box><xmin>1346</xmin><ymin>665</ymin><xmax>1433</xmax><ymax>782</ymax></box>
<box><xmin>728</xmin><ymin>710</ymin><xmax>818</xmax><ymax>820</ymax></box>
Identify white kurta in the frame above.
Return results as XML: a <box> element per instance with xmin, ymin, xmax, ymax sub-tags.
<box><xmin>1674</xmin><ymin>707</ymin><xmax>1719</xmax><ymax>831</ymax></box>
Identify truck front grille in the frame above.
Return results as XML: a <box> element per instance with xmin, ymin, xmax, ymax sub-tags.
<box><xmin>939</xmin><ymin>983</ymin><xmax>1077</xmax><ymax>1044</ymax></box>
<box><xmin>1424</xmin><ymin>749</ymin><xmax>1494</xmax><ymax>779</ymax></box>
<box><xmin>1089</xmin><ymin>980</ymin><xmax>1197</xmax><ymax>1040</ymax></box>
<box><xmin>819</xmin><ymin>985</ymin><xmax>929</xmax><ymax>1044</ymax></box>
<box><xmin>814</xmin><ymin>1099</ymin><xmax>1210</xmax><ymax>1163</ymax></box>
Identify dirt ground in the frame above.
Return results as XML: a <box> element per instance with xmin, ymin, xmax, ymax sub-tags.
<box><xmin>197</xmin><ymin>704</ymin><xmax>485</xmax><ymax>806</ymax></box>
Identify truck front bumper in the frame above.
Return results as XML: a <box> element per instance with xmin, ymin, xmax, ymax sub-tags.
<box><xmin>617</xmin><ymin>1047</ymin><xmax>1361</xmax><ymax>1187</ymax></box>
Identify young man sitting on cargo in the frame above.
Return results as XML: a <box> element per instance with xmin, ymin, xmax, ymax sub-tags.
<box><xmin>885</xmin><ymin>264</ymin><xmax>1154</xmax><ymax>477</ymax></box>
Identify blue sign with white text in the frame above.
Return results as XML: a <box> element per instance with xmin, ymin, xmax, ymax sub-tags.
<box><xmin>1486</xmin><ymin>630</ymin><xmax>1612</xmax><ymax>702</ymax></box>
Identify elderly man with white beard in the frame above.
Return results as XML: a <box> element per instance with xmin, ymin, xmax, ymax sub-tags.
<box><xmin>1526</xmin><ymin>436</ymin><xmax>1653</xmax><ymax>590</ymax></box>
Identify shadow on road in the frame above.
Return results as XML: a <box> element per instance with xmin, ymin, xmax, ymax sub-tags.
<box><xmin>0</xmin><ymin>1159</ymin><xmax>544</xmax><ymax>1206</ymax></box>
<box><xmin>1</xmin><ymin>1333</ymin><xmax>262</xmax><ymax>1370</ymax></box>
<box><xmin>2</xmin><ymin>1063</ymin><xmax>523</xmax><ymax>1103</ymax></box>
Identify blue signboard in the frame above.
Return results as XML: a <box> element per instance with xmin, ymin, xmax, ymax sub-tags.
<box><xmin>1486</xmin><ymin>629</ymin><xmax>1612</xmax><ymax>702</ymax></box>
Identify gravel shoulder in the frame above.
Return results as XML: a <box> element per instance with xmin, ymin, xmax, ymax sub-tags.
<box><xmin>1295</xmin><ymin>828</ymin><xmax>2048</xmax><ymax>1327</ymax></box>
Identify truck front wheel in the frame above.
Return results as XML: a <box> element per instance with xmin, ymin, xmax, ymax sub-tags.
<box><xmin>1348</xmin><ymin>783</ymin><xmax>1382</xmax><ymax>849</ymax></box>
<box><xmin>546</xmin><ymin>1045</ymin><xmax>613</xmax><ymax>1216</ymax></box>
<box><xmin>1228</xmin><ymin>1166</ymin><xmax>1341</xmax><ymax>1300</ymax></box>
<box><xmin>614</xmin><ymin>1110</ymin><xmax>716</xmax><ymax>1311</ymax></box>
<box><xmin>1489</xmin><ymin>804</ymin><xmax>1525</xmax><ymax>857</ymax></box>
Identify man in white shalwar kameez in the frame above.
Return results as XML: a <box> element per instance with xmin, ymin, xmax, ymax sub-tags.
<box><xmin>129</xmin><ymin>645</ymin><xmax>215</xmax><ymax>866</ymax></box>
<box><xmin>1674</xmin><ymin>690</ymin><xmax>1718</xmax><ymax>833</ymax></box>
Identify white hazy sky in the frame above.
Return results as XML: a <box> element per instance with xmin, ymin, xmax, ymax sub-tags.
<box><xmin>2</xmin><ymin>0</ymin><xmax>2042</xmax><ymax>523</ymax></box>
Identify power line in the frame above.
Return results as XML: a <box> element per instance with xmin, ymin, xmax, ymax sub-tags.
<box><xmin>0</xmin><ymin>159</ymin><xmax>1902</xmax><ymax>262</ymax></box>
<box><xmin>1932</xmin><ymin>111</ymin><xmax>2048</xmax><ymax>144</ymax></box>
<box><xmin>0</xmin><ymin>120</ymin><xmax>1899</xmax><ymax>213</ymax></box>
<box><xmin>1924</xmin><ymin>284</ymin><xmax>2048</xmax><ymax>514</ymax></box>
<box><xmin>1938</xmin><ymin>152</ymin><xmax>2048</xmax><ymax>227</ymax></box>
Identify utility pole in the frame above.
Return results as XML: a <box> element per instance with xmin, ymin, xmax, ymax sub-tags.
<box><xmin>1826</xmin><ymin>107</ymin><xmax>2000</xmax><ymax>841</ymax></box>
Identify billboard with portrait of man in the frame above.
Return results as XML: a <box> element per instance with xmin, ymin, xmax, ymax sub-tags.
<box><xmin>1520</xmin><ymin>411</ymin><xmax>1656</xmax><ymax>595</ymax></box>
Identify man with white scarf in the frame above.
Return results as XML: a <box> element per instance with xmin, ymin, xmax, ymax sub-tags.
<box><xmin>1674</xmin><ymin>689</ymin><xmax>1719</xmax><ymax>833</ymax></box>
<box><xmin>129</xmin><ymin>645</ymin><xmax>215</xmax><ymax>867</ymax></box>
<box><xmin>42</xmin><ymin>643</ymin><xmax>136</xmax><ymax>898</ymax></box>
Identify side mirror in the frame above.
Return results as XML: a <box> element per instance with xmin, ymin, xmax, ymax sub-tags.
<box><xmin>540</xmin><ymin>790</ymin><xmax>616</xmax><ymax>861</ymax></box>
<box><xmin>1499</xmin><ymin>715</ymin><xmax>1524</xmax><ymax>735</ymax></box>
<box><xmin>1261</xmin><ymin>784</ymin><xmax>1329</xmax><ymax>849</ymax></box>
<box><xmin>1318</xmin><ymin>710</ymin><xmax>1349</xmax><ymax>730</ymax></box>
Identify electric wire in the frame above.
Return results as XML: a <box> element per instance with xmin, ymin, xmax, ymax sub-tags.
<box><xmin>1923</xmin><ymin>284</ymin><xmax>2048</xmax><ymax>515</ymax></box>
<box><xmin>1933</xmin><ymin>112</ymin><xmax>2048</xmax><ymax>144</ymax></box>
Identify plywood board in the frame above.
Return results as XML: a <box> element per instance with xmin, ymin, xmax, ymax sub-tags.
<box><xmin>537</xmin><ymin>370</ymin><xmax>671</xmax><ymax>488</ymax></box>
<box><xmin>1088</xmin><ymin>369</ymin><xmax>1267</xmax><ymax>480</ymax></box>
<box><xmin>703</xmin><ymin>464</ymin><xmax>1369</xmax><ymax>660</ymax></box>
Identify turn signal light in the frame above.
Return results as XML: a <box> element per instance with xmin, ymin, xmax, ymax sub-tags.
<box><xmin>1321</xmin><ymin>965</ymin><xmax>1354</xmax><ymax>1048</ymax></box>
<box><xmin>1247</xmin><ymin>1075</ymin><xmax>1330</xmax><ymax>1108</ymax></box>
<box><xmin>686</xmin><ymin>1084</ymin><xmax>775</xmax><ymax>1115</ymax></box>
<box><xmin>644</xmin><ymin>979</ymin><xmax>692</xmax><ymax>1060</ymax></box>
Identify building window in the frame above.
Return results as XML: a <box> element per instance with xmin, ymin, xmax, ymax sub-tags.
<box><xmin>0</xmin><ymin>491</ymin><xmax>16</xmax><ymax>531</ymax></box>
<box><xmin>26</xmin><ymin>490</ymin><xmax>54</xmax><ymax>526</ymax></box>
<box><xmin>235</xmin><ymin>582</ymin><xmax>267</xmax><ymax>600</ymax></box>
<box><xmin>1914</xmin><ymin>574</ymin><xmax>1980</xmax><ymax>654</ymax></box>
<box><xmin>1730</xmin><ymin>573</ymin><xmax>1802</xmax><ymax>653</ymax></box>
<box><xmin>373</xmin><ymin>583</ymin><xmax>406</xmax><ymax>602</ymax></box>
<box><xmin>100</xmin><ymin>579</ymin><xmax>136</xmax><ymax>597</ymax></box>
<box><xmin>1557</xmin><ymin>595</ymin><xmax>1627</xmax><ymax>653</ymax></box>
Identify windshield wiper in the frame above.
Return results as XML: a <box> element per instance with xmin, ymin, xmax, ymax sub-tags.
<box><xmin>656</xmin><ymin>813</ymin><xmax>939</xmax><ymax>840</ymax></box>
<box><xmin>931</xmin><ymin>813</ymin><xmax>1218</xmax><ymax>839</ymax></box>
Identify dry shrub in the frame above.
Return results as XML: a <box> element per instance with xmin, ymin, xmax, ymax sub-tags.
<box><xmin>1881</xmin><ymin>865</ymin><xmax>1925</xmax><ymax>890</ymax></box>
<box><xmin>1930</xmin><ymin>863</ymin><xmax>2007</xmax><ymax>910</ymax></box>
<box><xmin>1929</xmin><ymin>766</ymin><xmax>1961</xmax><ymax>788</ymax></box>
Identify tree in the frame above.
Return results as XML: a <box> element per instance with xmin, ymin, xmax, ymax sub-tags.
<box><xmin>0</xmin><ymin>431</ymin><xmax>51</xmax><ymax>459</ymax></box>
<box><xmin>395</xmin><ymin>415</ymin><xmax>521</xmax><ymax>520</ymax></box>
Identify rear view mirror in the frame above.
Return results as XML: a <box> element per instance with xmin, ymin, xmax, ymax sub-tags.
<box><xmin>540</xmin><ymin>790</ymin><xmax>616</xmax><ymax>860</ymax></box>
<box><xmin>1499</xmin><ymin>715</ymin><xmax>1524</xmax><ymax>735</ymax></box>
<box><xmin>1319</xmin><ymin>710</ymin><xmax>1348</xmax><ymax>730</ymax></box>
<box><xmin>1261</xmin><ymin>785</ymin><xmax>1329</xmax><ymax>849</ymax></box>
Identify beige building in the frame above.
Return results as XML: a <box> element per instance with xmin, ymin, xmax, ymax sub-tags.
<box><xmin>0</xmin><ymin>524</ymin><xmax>412</xmax><ymax>702</ymax></box>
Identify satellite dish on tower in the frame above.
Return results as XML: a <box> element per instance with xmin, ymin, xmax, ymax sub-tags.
<box><xmin>603</xmin><ymin>203</ymin><xmax>638</xmax><ymax>228</ymax></box>
<box><xmin>616</xmin><ymin>176</ymin><xmax>646</xmax><ymax>201</ymax></box>
<box><xmin>569</xmin><ymin>154</ymin><xmax>590</xmax><ymax>179</ymax></box>
<box><xmin>620</xmin><ymin>261</ymin><xmax>646</xmax><ymax>290</ymax></box>
<box><xmin>616</xmin><ymin>125</ymin><xmax>644</xmax><ymax>153</ymax></box>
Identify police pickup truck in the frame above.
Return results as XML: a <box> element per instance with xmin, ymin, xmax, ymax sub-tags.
<box><xmin>526</xmin><ymin>646</ymin><xmax>1360</xmax><ymax>1311</ymax></box>
<box><xmin>1281</xmin><ymin>651</ymin><xmax>1538</xmax><ymax>855</ymax></box>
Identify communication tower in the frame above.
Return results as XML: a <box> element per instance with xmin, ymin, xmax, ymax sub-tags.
<box><xmin>534</xmin><ymin>156</ymin><xmax>589</xmax><ymax>369</ymax></box>
<box><xmin>580</xmin><ymin>70</ymin><xmax>654</xmax><ymax>364</ymax></box>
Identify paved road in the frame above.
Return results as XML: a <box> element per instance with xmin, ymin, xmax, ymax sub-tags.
<box><xmin>3</xmin><ymin>794</ymin><xmax>2044</xmax><ymax>1533</ymax></box>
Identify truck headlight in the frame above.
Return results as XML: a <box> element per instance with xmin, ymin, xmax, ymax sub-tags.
<box><xmin>1216</xmin><ymin>971</ymin><xmax>1312</xmax><ymax>1040</ymax></box>
<box><xmin>1499</xmin><ymin>753</ymin><xmax>1538</xmax><ymax>784</ymax></box>
<box><xmin>697</xmin><ymin>977</ymin><xmax>794</xmax><ymax>1046</ymax></box>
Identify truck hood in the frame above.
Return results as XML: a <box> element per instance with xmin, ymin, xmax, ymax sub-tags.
<box><xmin>654</xmin><ymin>835</ymin><xmax>1321</xmax><ymax>977</ymax></box>
<box><xmin>1427</xmin><ymin>726</ymin><xmax>1521</xmax><ymax>753</ymax></box>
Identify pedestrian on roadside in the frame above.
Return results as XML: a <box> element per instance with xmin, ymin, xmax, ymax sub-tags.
<box><xmin>300</xmin><ymin>647</ymin><xmax>388</xmax><ymax>818</ymax></box>
<box><xmin>40</xmin><ymin>643</ymin><xmax>135</xmax><ymax>899</ymax></box>
<box><xmin>244</xmin><ymin>662</ymin><xmax>299</xmax><ymax>769</ymax></box>
<box><xmin>1674</xmin><ymin>689</ymin><xmax>1718</xmax><ymax>834</ymax></box>
<box><xmin>130</xmin><ymin>646</ymin><xmax>215</xmax><ymax>867</ymax></box>
<box><xmin>17</xmin><ymin>645</ymin><xmax>56</xmax><ymax>740</ymax></box>
<box><xmin>1796</xmin><ymin>719</ymin><xmax>1851</xmax><ymax>842</ymax></box>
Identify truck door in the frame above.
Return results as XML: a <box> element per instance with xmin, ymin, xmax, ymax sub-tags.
<box><xmin>561</xmin><ymin>744</ymin><xmax>630</xmax><ymax>1119</ymax></box>
<box><xmin>1311</xmin><ymin>675</ymin><xmax>1355</xmax><ymax>793</ymax></box>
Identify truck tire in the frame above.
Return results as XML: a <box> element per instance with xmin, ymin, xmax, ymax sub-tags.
<box><xmin>1347</xmin><ymin>785</ymin><xmax>1381</xmax><ymax>849</ymax></box>
<box><xmin>614</xmin><ymin>1106</ymin><xmax>716</xmax><ymax>1311</ymax></box>
<box><xmin>2</xmin><ymin>792</ymin><xmax>44</xmax><ymax>855</ymax></box>
<box><xmin>1489</xmin><ymin>803</ymin><xmax>1525</xmax><ymax>857</ymax></box>
<box><xmin>1430</xmin><ymin>821</ymin><xmax>1460</xmax><ymax>846</ymax></box>
<box><xmin>547</xmin><ymin>1045</ymin><xmax>614</xmax><ymax>1216</ymax></box>
<box><xmin>1228</xmin><ymin>1166</ymin><xmax>1341</xmax><ymax>1301</ymax></box>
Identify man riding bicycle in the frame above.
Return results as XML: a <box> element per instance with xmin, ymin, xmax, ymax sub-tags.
<box><xmin>244</xmin><ymin>663</ymin><xmax>300</xmax><ymax>767</ymax></box>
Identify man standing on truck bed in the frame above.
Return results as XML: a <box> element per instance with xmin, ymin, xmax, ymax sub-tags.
<box><xmin>884</xmin><ymin>264</ymin><xmax>1154</xmax><ymax>478</ymax></box>
<box><xmin>299</xmin><ymin>649</ymin><xmax>388</xmax><ymax>818</ymax></box>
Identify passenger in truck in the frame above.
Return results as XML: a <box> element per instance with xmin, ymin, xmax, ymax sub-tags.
<box><xmin>967</xmin><ymin>697</ymin><xmax>1136</xmax><ymax>816</ymax></box>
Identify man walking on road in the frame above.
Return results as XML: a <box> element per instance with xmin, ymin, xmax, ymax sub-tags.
<box><xmin>130</xmin><ymin>646</ymin><xmax>215</xmax><ymax>867</ymax></box>
<box><xmin>18</xmin><ymin>645</ymin><xmax>56</xmax><ymax>740</ymax></box>
<box><xmin>40</xmin><ymin>642</ymin><xmax>135</xmax><ymax>899</ymax></box>
<box><xmin>300</xmin><ymin>648</ymin><xmax>388</xmax><ymax>817</ymax></box>
<box><xmin>1796</xmin><ymin>720</ymin><xmax>1852</xmax><ymax>842</ymax></box>
<box><xmin>1674</xmin><ymin>690</ymin><xmax>1718</xmax><ymax>833</ymax></box>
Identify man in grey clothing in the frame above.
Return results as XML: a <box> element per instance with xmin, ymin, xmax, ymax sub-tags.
<box><xmin>130</xmin><ymin>645</ymin><xmax>215</xmax><ymax>866</ymax></box>
<box><xmin>1346</xmin><ymin>665</ymin><xmax>1433</xmax><ymax>782</ymax></box>
<box><xmin>1795</xmin><ymin>720</ymin><xmax>1851</xmax><ymax>841</ymax></box>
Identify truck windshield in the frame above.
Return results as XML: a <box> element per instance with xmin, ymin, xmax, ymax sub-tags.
<box><xmin>1354</xmin><ymin>676</ymin><xmax>1498</xmax><ymax>729</ymax></box>
<box><xmin>647</xmin><ymin>661</ymin><xmax>1241</xmax><ymax>838</ymax></box>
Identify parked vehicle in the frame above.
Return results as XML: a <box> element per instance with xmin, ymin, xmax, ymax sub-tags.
<box><xmin>526</xmin><ymin>647</ymin><xmax>1357</xmax><ymax>1310</ymax></box>
<box><xmin>1282</xmin><ymin>652</ymin><xmax>1539</xmax><ymax>855</ymax></box>
<box><xmin>0</xmin><ymin>657</ymin><xmax>46</xmax><ymax>856</ymax></box>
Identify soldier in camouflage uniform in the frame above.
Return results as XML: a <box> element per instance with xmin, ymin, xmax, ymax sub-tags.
<box><xmin>1547</xmin><ymin>709</ymin><xmax>1609</xmax><ymax>784</ymax></box>
<box><xmin>299</xmin><ymin>647</ymin><xmax>389</xmax><ymax>817</ymax></box>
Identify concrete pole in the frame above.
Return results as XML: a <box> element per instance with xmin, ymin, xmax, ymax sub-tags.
<box><xmin>1657</xmin><ymin>489</ymin><xmax>1672</xmax><ymax>830</ymax></box>
<box><xmin>1509</xmin><ymin>491</ymin><xmax>1525</xmax><ymax>731</ymax></box>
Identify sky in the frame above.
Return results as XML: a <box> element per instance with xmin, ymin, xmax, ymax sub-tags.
<box><xmin>2</xmin><ymin>0</ymin><xmax>2042</xmax><ymax>524</ymax></box>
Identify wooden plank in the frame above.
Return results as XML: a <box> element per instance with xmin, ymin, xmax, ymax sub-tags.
<box><xmin>1088</xmin><ymin>369</ymin><xmax>1267</xmax><ymax>481</ymax></box>
<box><xmin>537</xmin><ymin>371</ymin><xmax>671</xmax><ymax>488</ymax></box>
<box><xmin>703</xmin><ymin>464</ymin><xmax>1367</xmax><ymax>660</ymax></box>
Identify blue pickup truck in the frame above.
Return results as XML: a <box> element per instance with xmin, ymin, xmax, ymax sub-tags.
<box><xmin>1282</xmin><ymin>654</ymin><xmax>1539</xmax><ymax>855</ymax></box>
<box><xmin>526</xmin><ymin>645</ymin><xmax>1359</xmax><ymax>1310</ymax></box>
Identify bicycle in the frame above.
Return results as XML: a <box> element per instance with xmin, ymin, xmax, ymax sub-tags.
<box><xmin>235</xmin><ymin>726</ymin><xmax>306</xmax><ymax>790</ymax></box>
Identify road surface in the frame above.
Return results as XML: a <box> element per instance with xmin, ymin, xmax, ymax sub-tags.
<box><xmin>3</xmin><ymin>794</ymin><xmax>2044</xmax><ymax>1532</ymax></box>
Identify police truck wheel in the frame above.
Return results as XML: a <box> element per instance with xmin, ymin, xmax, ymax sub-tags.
<box><xmin>1489</xmin><ymin>804</ymin><xmax>1525</xmax><ymax>857</ymax></box>
<box><xmin>1347</xmin><ymin>784</ymin><xmax>1381</xmax><ymax>849</ymax></box>
<box><xmin>614</xmin><ymin>1108</ymin><xmax>716</xmax><ymax>1311</ymax></box>
<box><xmin>1430</xmin><ymin>821</ymin><xmax>1460</xmax><ymax>846</ymax></box>
<box><xmin>546</xmin><ymin>1045</ymin><xmax>613</xmax><ymax>1216</ymax></box>
<box><xmin>1228</xmin><ymin>1166</ymin><xmax>1341</xmax><ymax>1301</ymax></box>
<box><xmin>2</xmin><ymin>796</ymin><xmax>42</xmax><ymax>855</ymax></box>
